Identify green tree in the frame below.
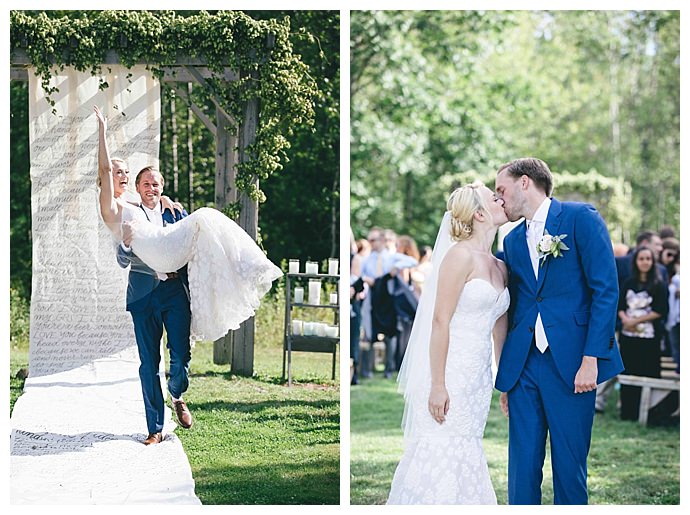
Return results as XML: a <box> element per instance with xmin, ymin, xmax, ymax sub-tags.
<box><xmin>252</xmin><ymin>11</ymin><xmax>340</xmax><ymax>261</ymax></box>
<box><xmin>350</xmin><ymin>10</ymin><xmax>679</xmax><ymax>247</ymax></box>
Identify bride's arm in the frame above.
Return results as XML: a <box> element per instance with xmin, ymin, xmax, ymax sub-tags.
<box><xmin>428</xmin><ymin>246</ymin><xmax>471</xmax><ymax>424</ymax></box>
<box><xmin>492</xmin><ymin>313</ymin><xmax>508</xmax><ymax>368</ymax></box>
<box><xmin>94</xmin><ymin>106</ymin><xmax>120</xmax><ymax>227</ymax></box>
<box><xmin>493</xmin><ymin>260</ymin><xmax>510</xmax><ymax>417</ymax></box>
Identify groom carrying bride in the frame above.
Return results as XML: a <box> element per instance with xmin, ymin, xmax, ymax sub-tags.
<box><xmin>119</xmin><ymin>167</ymin><xmax>194</xmax><ymax>445</ymax></box>
<box><xmin>494</xmin><ymin>158</ymin><xmax>624</xmax><ymax>504</ymax></box>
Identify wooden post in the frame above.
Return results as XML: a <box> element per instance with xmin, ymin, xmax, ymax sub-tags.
<box><xmin>212</xmin><ymin>106</ymin><xmax>239</xmax><ymax>366</ymax></box>
<box><xmin>231</xmin><ymin>69</ymin><xmax>260</xmax><ymax>377</ymax></box>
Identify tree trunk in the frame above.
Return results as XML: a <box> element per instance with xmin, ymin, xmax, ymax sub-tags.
<box><xmin>330</xmin><ymin>159</ymin><xmax>338</xmax><ymax>258</ymax></box>
<box><xmin>170</xmin><ymin>95</ymin><xmax>179</xmax><ymax>199</ymax></box>
<box><xmin>186</xmin><ymin>82</ymin><xmax>194</xmax><ymax>211</ymax></box>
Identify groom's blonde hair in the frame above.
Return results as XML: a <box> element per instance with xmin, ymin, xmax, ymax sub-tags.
<box><xmin>447</xmin><ymin>181</ymin><xmax>490</xmax><ymax>242</ymax></box>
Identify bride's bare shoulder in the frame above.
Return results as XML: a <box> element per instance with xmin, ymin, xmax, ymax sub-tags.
<box><xmin>440</xmin><ymin>242</ymin><xmax>474</xmax><ymax>270</ymax></box>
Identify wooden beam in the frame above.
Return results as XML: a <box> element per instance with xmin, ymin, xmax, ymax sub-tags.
<box><xmin>174</xmin><ymin>85</ymin><xmax>216</xmax><ymax>135</ymax></box>
<box><xmin>184</xmin><ymin>65</ymin><xmax>236</xmax><ymax>124</ymax></box>
<box><xmin>11</xmin><ymin>65</ymin><xmax>239</xmax><ymax>83</ymax></box>
<box><xmin>10</xmin><ymin>48</ymin><xmax>240</xmax><ymax>83</ymax></box>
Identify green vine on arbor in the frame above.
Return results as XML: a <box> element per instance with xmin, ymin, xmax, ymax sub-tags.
<box><xmin>10</xmin><ymin>10</ymin><xmax>318</xmax><ymax>212</ymax></box>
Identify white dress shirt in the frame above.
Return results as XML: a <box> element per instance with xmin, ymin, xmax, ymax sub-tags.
<box><xmin>526</xmin><ymin>197</ymin><xmax>551</xmax><ymax>353</ymax></box>
<box><xmin>139</xmin><ymin>202</ymin><xmax>168</xmax><ymax>281</ymax></box>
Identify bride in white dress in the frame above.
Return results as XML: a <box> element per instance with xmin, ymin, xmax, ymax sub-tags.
<box><xmin>387</xmin><ymin>182</ymin><xmax>510</xmax><ymax>505</ymax></box>
<box><xmin>95</xmin><ymin>106</ymin><xmax>282</xmax><ymax>342</ymax></box>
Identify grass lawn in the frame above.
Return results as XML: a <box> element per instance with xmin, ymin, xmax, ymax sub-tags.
<box><xmin>10</xmin><ymin>292</ymin><xmax>340</xmax><ymax>505</ymax></box>
<box><xmin>350</xmin><ymin>373</ymin><xmax>680</xmax><ymax>505</ymax></box>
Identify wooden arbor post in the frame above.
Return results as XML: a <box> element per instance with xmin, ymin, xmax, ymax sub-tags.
<box><xmin>11</xmin><ymin>49</ymin><xmax>262</xmax><ymax>377</ymax></box>
<box><xmin>184</xmin><ymin>64</ymin><xmax>260</xmax><ymax>377</ymax></box>
<box><xmin>213</xmin><ymin>102</ymin><xmax>259</xmax><ymax>376</ymax></box>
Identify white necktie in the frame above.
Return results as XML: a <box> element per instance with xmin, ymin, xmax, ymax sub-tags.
<box><xmin>527</xmin><ymin>220</ymin><xmax>549</xmax><ymax>353</ymax></box>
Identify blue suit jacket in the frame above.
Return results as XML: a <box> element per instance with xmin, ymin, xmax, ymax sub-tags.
<box><xmin>116</xmin><ymin>204</ymin><xmax>189</xmax><ymax>312</ymax></box>
<box><xmin>495</xmin><ymin>198</ymin><xmax>624</xmax><ymax>392</ymax></box>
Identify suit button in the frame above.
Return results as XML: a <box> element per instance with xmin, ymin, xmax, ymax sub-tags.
<box><xmin>529</xmin><ymin>327</ymin><xmax>534</xmax><ymax>333</ymax></box>
<box><xmin>537</xmin><ymin>296</ymin><xmax>542</xmax><ymax>302</ymax></box>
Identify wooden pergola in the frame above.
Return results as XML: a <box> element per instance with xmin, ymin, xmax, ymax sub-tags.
<box><xmin>11</xmin><ymin>48</ymin><xmax>262</xmax><ymax>377</ymax></box>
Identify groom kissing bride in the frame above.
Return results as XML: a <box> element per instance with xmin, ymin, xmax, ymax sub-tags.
<box><xmin>388</xmin><ymin>157</ymin><xmax>623</xmax><ymax>505</ymax></box>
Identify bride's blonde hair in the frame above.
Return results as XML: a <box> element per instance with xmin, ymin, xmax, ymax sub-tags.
<box><xmin>447</xmin><ymin>181</ymin><xmax>490</xmax><ymax>241</ymax></box>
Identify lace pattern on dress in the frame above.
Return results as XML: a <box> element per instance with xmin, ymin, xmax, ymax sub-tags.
<box><xmin>387</xmin><ymin>279</ymin><xmax>509</xmax><ymax>505</ymax></box>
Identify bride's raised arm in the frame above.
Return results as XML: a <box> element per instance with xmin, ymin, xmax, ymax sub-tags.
<box><xmin>94</xmin><ymin>106</ymin><xmax>120</xmax><ymax>227</ymax></box>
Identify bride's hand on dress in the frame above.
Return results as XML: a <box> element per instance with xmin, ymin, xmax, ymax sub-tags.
<box><xmin>428</xmin><ymin>385</ymin><xmax>450</xmax><ymax>424</ymax></box>
<box><xmin>500</xmin><ymin>392</ymin><xmax>509</xmax><ymax>418</ymax></box>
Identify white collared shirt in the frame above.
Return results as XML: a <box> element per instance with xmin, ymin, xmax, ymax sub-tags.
<box><xmin>141</xmin><ymin>201</ymin><xmax>164</xmax><ymax>228</ymax></box>
<box><xmin>526</xmin><ymin>197</ymin><xmax>552</xmax><ymax>278</ymax></box>
<box><xmin>526</xmin><ymin>197</ymin><xmax>552</xmax><ymax>352</ymax></box>
<box><xmin>140</xmin><ymin>202</ymin><xmax>167</xmax><ymax>281</ymax></box>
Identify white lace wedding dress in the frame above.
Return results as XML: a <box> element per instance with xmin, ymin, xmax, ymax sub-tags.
<box><xmin>387</xmin><ymin>278</ymin><xmax>509</xmax><ymax>505</ymax></box>
<box><xmin>129</xmin><ymin>207</ymin><xmax>283</xmax><ymax>342</ymax></box>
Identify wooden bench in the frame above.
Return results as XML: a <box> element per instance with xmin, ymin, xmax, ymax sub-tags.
<box><xmin>617</xmin><ymin>374</ymin><xmax>680</xmax><ymax>426</ymax></box>
<box><xmin>660</xmin><ymin>356</ymin><xmax>679</xmax><ymax>378</ymax></box>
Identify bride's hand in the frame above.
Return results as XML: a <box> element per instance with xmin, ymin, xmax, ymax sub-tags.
<box><xmin>161</xmin><ymin>195</ymin><xmax>184</xmax><ymax>214</ymax></box>
<box><xmin>122</xmin><ymin>221</ymin><xmax>135</xmax><ymax>247</ymax></box>
<box><xmin>428</xmin><ymin>384</ymin><xmax>450</xmax><ymax>424</ymax></box>
<box><xmin>94</xmin><ymin>106</ymin><xmax>107</xmax><ymax>130</ymax></box>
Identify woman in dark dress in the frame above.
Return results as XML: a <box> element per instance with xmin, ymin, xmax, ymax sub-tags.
<box><xmin>618</xmin><ymin>246</ymin><xmax>669</xmax><ymax>421</ymax></box>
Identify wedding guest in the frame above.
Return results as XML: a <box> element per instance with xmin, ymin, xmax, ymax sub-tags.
<box><xmin>618</xmin><ymin>246</ymin><xmax>669</xmax><ymax>421</ymax></box>
<box><xmin>350</xmin><ymin>230</ymin><xmax>365</xmax><ymax>385</ymax></box>
<box><xmin>411</xmin><ymin>245</ymin><xmax>433</xmax><ymax>297</ymax></box>
<box><xmin>659</xmin><ymin>225</ymin><xmax>676</xmax><ymax>239</ymax></box>
<box><xmin>392</xmin><ymin>235</ymin><xmax>421</xmax><ymax>370</ymax></box>
<box><xmin>666</xmin><ymin>251</ymin><xmax>680</xmax><ymax>373</ymax></box>
<box><xmin>362</xmin><ymin>227</ymin><xmax>417</xmax><ymax>379</ymax></box>
<box><xmin>394</xmin><ymin>236</ymin><xmax>421</xmax><ymax>286</ymax></box>
<box><xmin>660</xmin><ymin>237</ymin><xmax>679</xmax><ymax>281</ymax></box>
<box><xmin>356</xmin><ymin>238</ymin><xmax>371</xmax><ymax>259</ymax></box>
<box><xmin>616</xmin><ymin>230</ymin><xmax>667</xmax><ymax>292</ymax></box>
<box><xmin>613</xmin><ymin>242</ymin><xmax>630</xmax><ymax>257</ymax></box>
<box><xmin>384</xmin><ymin>229</ymin><xmax>397</xmax><ymax>253</ymax></box>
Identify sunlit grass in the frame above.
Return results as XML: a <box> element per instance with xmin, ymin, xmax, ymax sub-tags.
<box><xmin>10</xmin><ymin>291</ymin><xmax>340</xmax><ymax>505</ymax></box>
<box><xmin>350</xmin><ymin>374</ymin><xmax>679</xmax><ymax>505</ymax></box>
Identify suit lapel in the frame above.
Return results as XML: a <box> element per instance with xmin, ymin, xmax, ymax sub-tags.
<box><xmin>536</xmin><ymin>198</ymin><xmax>563</xmax><ymax>293</ymax></box>
<box><xmin>511</xmin><ymin>220</ymin><xmax>536</xmax><ymax>291</ymax></box>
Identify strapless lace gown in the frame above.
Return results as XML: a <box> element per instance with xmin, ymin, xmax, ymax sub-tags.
<box><xmin>387</xmin><ymin>278</ymin><xmax>510</xmax><ymax>505</ymax></box>
<box><xmin>129</xmin><ymin>207</ymin><xmax>283</xmax><ymax>342</ymax></box>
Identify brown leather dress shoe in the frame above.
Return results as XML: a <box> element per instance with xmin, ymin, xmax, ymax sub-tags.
<box><xmin>144</xmin><ymin>432</ymin><xmax>163</xmax><ymax>445</ymax></box>
<box><xmin>173</xmin><ymin>400</ymin><xmax>193</xmax><ymax>429</ymax></box>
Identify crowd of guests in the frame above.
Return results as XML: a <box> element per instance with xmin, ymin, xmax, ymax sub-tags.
<box><xmin>597</xmin><ymin>226</ymin><xmax>680</xmax><ymax>424</ymax></box>
<box><xmin>349</xmin><ymin>227</ymin><xmax>431</xmax><ymax>384</ymax></box>
<box><xmin>351</xmin><ymin>222</ymin><xmax>680</xmax><ymax>425</ymax></box>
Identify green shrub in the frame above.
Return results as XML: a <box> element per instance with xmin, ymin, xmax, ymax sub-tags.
<box><xmin>10</xmin><ymin>287</ymin><xmax>30</xmax><ymax>350</ymax></box>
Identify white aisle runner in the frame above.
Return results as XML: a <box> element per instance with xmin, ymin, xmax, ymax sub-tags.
<box><xmin>10</xmin><ymin>66</ymin><xmax>200</xmax><ymax>504</ymax></box>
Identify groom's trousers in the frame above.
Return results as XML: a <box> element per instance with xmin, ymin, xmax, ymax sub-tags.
<box><xmin>507</xmin><ymin>343</ymin><xmax>596</xmax><ymax>505</ymax></box>
<box><xmin>131</xmin><ymin>278</ymin><xmax>192</xmax><ymax>434</ymax></box>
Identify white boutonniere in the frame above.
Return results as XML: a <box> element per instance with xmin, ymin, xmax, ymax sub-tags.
<box><xmin>536</xmin><ymin>230</ymin><xmax>569</xmax><ymax>267</ymax></box>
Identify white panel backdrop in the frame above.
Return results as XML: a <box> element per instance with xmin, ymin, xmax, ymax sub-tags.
<box><xmin>10</xmin><ymin>66</ymin><xmax>200</xmax><ymax>504</ymax></box>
